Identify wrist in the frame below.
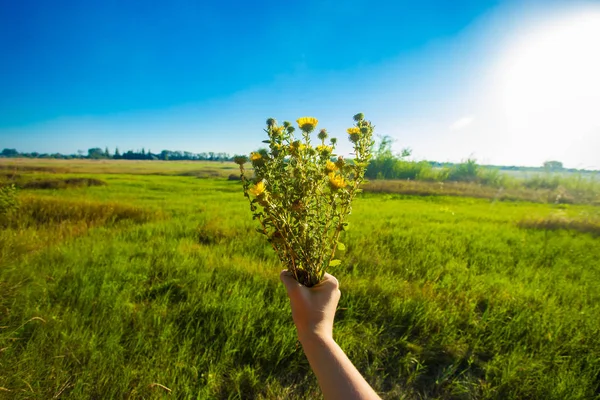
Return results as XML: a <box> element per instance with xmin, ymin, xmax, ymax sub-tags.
<box><xmin>297</xmin><ymin>330</ymin><xmax>335</xmax><ymax>347</ymax></box>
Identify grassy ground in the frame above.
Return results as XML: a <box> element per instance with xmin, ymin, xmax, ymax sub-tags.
<box><xmin>0</xmin><ymin>162</ymin><xmax>599</xmax><ymax>399</ymax></box>
<box><xmin>3</xmin><ymin>158</ymin><xmax>598</xmax><ymax>205</ymax></box>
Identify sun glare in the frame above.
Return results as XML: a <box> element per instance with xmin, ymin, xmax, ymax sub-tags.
<box><xmin>492</xmin><ymin>7</ymin><xmax>600</xmax><ymax>146</ymax></box>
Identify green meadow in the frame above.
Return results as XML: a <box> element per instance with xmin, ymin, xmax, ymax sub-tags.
<box><xmin>1</xmin><ymin>160</ymin><xmax>599</xmax><ymax>399</ymax></box>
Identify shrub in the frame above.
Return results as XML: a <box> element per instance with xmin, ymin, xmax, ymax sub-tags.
<box><xmin>477</xmin><ymin>168</ymin><xmax>507</xmax><ymax>187</ymax></box>
<box><xmin>523</xmin><ymin>174</ymin><xmax>561</xmax><ymax>190</ymax></box>
<box><xmin>0</xmin><ymin>184</ymin><xmax>19</xmax><ymax>223</ymax></box>
<box><xmin>365</xmin><ymin>136</ymin><xmax>435</xmax><ymax>181</ymax></box>
<box><xmin>448</xmin><ymin>158</ymin><xmax>479</xmax><ymax>182</ymax></box>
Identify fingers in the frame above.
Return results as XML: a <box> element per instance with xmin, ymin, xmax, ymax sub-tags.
<box><xmin>280</xmin><ymin>270</ymin><xmax>340</xmax><ymax>292</ymax></box>
<box><xmin>319</xmin><ymin>273</ymin><xmax>340</xmax><ymax>290</ymax></box>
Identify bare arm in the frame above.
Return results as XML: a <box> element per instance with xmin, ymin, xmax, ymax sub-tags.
<box><xmin>280</xmin><ymin>271</ymin><xmax>381</xmax><ymax>400</ymax></box>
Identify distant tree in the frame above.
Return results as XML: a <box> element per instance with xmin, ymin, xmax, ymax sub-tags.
<box><xmin>88</xmin><ymin>148</ymin><xmax>104</xmax><ymax>159</ymax></box>
<box><xmin>114</xmin><ymin>147</ymin><xmax>121</xmax><ymax>159</ymax></box>
<box><xmin>77</xmin><ymin>150</ymin><xmax>85</xmax><ymax>158</ymax></box>
<box><xmin>1</xmin><ymin>148</ymin><xmax>19</xmax><ymax>157</ymax></box>
<box><xmin>104</xmin><ymin>147</ymin><xmax>111</xmax><ymax>158</ymax></box>
<box><xmin>543</xmin><ymin>160</ymin><xmax>563</xmax><ymax>171</ymax></box>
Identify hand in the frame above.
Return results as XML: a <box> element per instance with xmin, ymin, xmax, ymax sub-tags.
<box><xmin>280</xmin><ymin>270</ymin><xmax>341</xmax><ymax>343</ymax></box>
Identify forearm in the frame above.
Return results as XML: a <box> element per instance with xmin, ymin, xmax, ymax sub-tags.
<box><xmin>300</xmin><ymin>334</ymin><xmax>381</xmax><ymax>400</ymax></box>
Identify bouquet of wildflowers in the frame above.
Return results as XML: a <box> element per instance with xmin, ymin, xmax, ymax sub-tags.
<box><xmin>235</xmin><ymin>114</ymin><xmax>373</xmax><ymax>286</ymax></box>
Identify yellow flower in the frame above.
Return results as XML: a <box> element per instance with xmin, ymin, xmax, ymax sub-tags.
<box><xmin>297</xmin><ymin>117</ymin><xmax>318</xmax><ymax>133</ymax></box>
<box><xmin>325</xmin><ymin>160</ymin><xmax>338</xmax><ymax>173</ymax></box>
<box><xmin>328</xmin><ymin>173</ymin><xmax>346</xmax><ymax>190</ymax></box>
<box><xmin>289</xmin><ymin>141</ymin><xmax>306</xmax><ymax>153</ymax></box>
<box><xmin>250</xmin><ymin>152</ymin><xmax>262</xmax><ymax>162</ymax></box>
<box><xmin>316</xmin><ymin>145</ymin><xmax>333</xmax><ymax>154</ymax></box>
<box><xmin>249</xmin><ymin>181</ymin><xmax>266</xmax><ymax>197</ymax></box>
<box><xmin>347</xmin><ymin>127</ymin><xmax>360</xmax><ymax>135</ymax></box>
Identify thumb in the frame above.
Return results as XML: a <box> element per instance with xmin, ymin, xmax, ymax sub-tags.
<box><xmin>280</xmin><ymin>270</ymin><xmax>302</xmax><ymax>296</ymax></box>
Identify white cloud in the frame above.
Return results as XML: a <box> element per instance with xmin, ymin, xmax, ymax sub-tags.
<box><xmin>450</xmin><ymin>116</ymin><xmax>474</xmax><ymax>131</ymax></box>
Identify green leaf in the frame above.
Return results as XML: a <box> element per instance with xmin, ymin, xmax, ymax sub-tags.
<box><xmin>337</xmin><ymin>242</ymin><xmax>346</xmax><ymax>251</ymax></box>
<box><xmin>329</xmin><ymin>259</ymin><xmax>342</xmax><ymax>267</ymax></box>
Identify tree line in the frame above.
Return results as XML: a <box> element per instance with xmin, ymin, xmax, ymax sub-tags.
<box><xmin>0</xmin><ymin>143</ymin><xmax>581</xmax><ymax>174</ymax></box>
<box><xmin>0</xmin><ymin>147</ymin><xmax>233</xmax><ymax>162</ymax></box>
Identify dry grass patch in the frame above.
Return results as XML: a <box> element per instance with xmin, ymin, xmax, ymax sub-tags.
<box><xmin>362</xmin><ymin>180</ymin><xmax>597</xmax><ymax>204</ymax></box>
<box><xmin>196</xmin><ymin>218</ymin><xmax>240</xmax><ymax>245</ymax></box>
<box><xmin>0</xmin><ymin>196</ymin><xmax>163</xmax><ymax>263</ymax></box>
<box><xmin>15</xmin><ymin>196</ymin><xmax>158</xmax><ymax>227</ymax></box>
<box><xmin>518</xmin><ymin>212</ymin><xmax>600</xmax><ymax>236</ymax></box>
<box><xmin>0</xmin><ymin>164</ymin><xmax>70</xmax><ymax>174</ymax></box>
<box><xmin>0</xmin><ymin>158</ymin><xmax>240</xmax><ymax>176</ymax></box>
<box><xmin>176</xmin><ymin>169</ymin><xmax>225</xmax><ymax>178</ymax></box>
<box><xmin>20</xmin><ymin>177</ymin><xmax>107</xmax><ymax>190</ymax></box>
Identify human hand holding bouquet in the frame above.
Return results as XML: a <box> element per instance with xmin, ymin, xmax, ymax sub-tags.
<box><xmin>235</xmin><ymin>113</ymin><xmax>374</xmax><ymax>287</ymax></box>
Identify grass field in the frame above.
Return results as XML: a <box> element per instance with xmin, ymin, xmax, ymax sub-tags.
<box><xmin>1</xmin><ymin>160</ymin><xmax>599</xmax><ymax>399</ymax></box>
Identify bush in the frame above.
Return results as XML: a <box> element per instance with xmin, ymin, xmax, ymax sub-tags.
<box><xmin>365</xmin><ymin>136</ymin><xmax>437</xmax><ymax>180</ymax></box>
<box><xmin>523</xmin><ymin>174</ymin><xmax>561</xmax><ymax>190</ymax></box>
<box><xmin>0</xmin><ymin>184</ymin><xmax>19</xmax><ymax>223</ymax></box>
<box><xmin>477</xmin><ymin>168</ymin><xmax>507</xmax><ymax>187</ymax></box>
<box><xmin>447</xmin><ymin>159</ymin><xmax>479</xmax><ymax>182</ymax></box>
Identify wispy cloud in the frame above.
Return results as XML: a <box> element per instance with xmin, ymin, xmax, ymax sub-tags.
<box><xmin>450</xmin><ymin>116</ymin><xmax>474</xmax><ymax>131</ymax></box>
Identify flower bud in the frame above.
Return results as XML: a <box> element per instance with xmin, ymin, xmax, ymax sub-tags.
<box><xmin>234</xmin><ymin>155</ymin><xmax>248</xmax><ymax>165</ymax></box>
<box><xmin>318</xmin><ymin>129</ymin><xmax>328</xmax><ymax>141</ymax></box>
<box><xmin>353</xmin><ymin>113</ymin><xmax>364</xmax><ymax>122</ymax></box>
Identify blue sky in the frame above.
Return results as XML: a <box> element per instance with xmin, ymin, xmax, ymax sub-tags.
<box><xmin>1</xmin><ymin>0</ymin><xmax>599</xmax><ymax>168</ymax></box>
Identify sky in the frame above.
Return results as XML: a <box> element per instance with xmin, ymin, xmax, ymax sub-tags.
<box><xmin>1</xmin><ymin>0</ymin><xmax>599</xmax><ymax>169</ymax></box>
